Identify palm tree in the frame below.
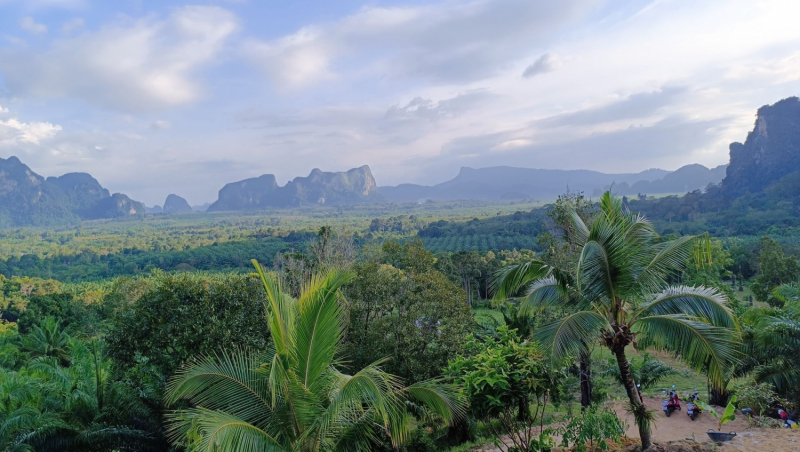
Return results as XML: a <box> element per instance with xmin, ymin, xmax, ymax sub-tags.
<box><xmin>164</xmin><ymin>261</ymin><xmax>464</xmax><ymax>451</ymax></box>
<box><xmin>494</xmin><ymin>193</ymin><xmax>738</xmax><ymax>450</ymax></box>
<box><xmin>20</xmin><ymin>317</ymin><xmax>71</xmax><ymax>367</ymax></box>
<box><xmin>20</xmin><ymin>339</ymin><xmax>161</xmax><ymax>451</ymax></box>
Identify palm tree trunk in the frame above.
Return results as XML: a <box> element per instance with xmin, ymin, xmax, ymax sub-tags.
<box><xmin>613</xmin><ymin>346</ymin><xmax>651</xmax><ymax>451</ymax></box>
<box><xmin>579</xmin><ymin>347</ymin><xmax>592</xmax><ymax>409</ymax></box>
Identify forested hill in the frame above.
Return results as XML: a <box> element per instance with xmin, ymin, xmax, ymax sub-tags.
<box><xmin>0</xmin><ymin>156</ymin><xmax>145</xmax><ymax>228</ymax></box>
<box><xmin>624</xmin><ymin>96</ymin><xmax>800</xmax><ymax>234</ymax></box>
<box><xmin>420</xmin><ymin>96</ymin><xmax>800</xmax><ymax>241</ymax></box>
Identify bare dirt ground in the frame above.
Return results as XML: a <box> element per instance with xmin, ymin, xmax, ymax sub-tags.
<box><xmin>609</xmin><ymin>397</ymin><xmax>800</xmax><ymax>451</ymax></box>
<box><xmin>473</xmin><ymin>397</ymin><xmax>800</xmax><ymax>451</ymax></box>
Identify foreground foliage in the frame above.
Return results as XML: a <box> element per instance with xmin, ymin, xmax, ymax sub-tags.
<box><xmin>164</xmin><ymin>262</ymin><xmax>465</xmax><ymax>451</ymax></box>
<box><xmin>495</xmin><ymin>193</ymin><xmax>739</xmax><ymax>450</ymax></box>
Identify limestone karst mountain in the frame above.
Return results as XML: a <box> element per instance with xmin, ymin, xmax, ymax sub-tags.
<box><xmin>163</xmin><ymin>194</ymin><xmax>193</xmax><ymax>214</ymax></box>
<box><xmin>0</xmin><ymin>156</ymin><xmax>145</xmax><ymax>227</ymax></box>
<box><xmin>207</xmin><ymin>166</ymin><xmax>378</xmax><ymax>212</ymax></box>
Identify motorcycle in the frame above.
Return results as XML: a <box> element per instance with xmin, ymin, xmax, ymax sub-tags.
<box><xmin>662</xmin><ymin>390</ymin><xmax>681</xmax><ymax>417</ymax></box>
<box><xmin>687</xmin><ymin>392</ymin><xmax>701</xmax><ymax>421</ymax></box>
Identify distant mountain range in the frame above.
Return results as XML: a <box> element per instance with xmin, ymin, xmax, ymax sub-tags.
<box><xmin>378</xmin><ymin>163</ymin><xmax>726</xmax><ymax>202</ymax></box>
<box><xmin>2</xmin><ymin>96</ymin><xmax>799</xmax><ymax>225</ymax></box>
<box><xmin>0</xmin><ymin>156</ymin><xmax>144</xmax><ymax>228</ymax></box>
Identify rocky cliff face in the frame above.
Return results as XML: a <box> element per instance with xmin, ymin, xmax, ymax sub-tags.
<box><xmin>0</xmin><ymin>156</ymin><xmax>144</xmax><ymax>227</ymax></box>
<box><xmin>723</xmin><ymin>97</ymin><xmax>800</xmax><ymax>195</ymax></box>
<box><xmin>207</xmin><ymin>166</ymin><xmax>378</xmax><ymax>212</ymax></box>
<box><xmin>163</xmin><ymin>194</ymin><xmax>193</xmax><ymax>213</ymax></box>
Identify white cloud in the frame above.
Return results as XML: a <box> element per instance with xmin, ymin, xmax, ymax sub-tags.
<box><xmin>0</xmin><ymin>6</ymin><xmax>239</xmax><ymax>111</ymax></box>
<box><xmin>522</xmin><ymin>53</ymin><xmax>562</xmax><ymax>78</ymax></box>
<box><xmin>0</xmin><ymin>117</ymin><xmax>62</xmax><ymax>145</ymax></box>
<box><xmin>244</xmin><ymin>0</ymin><xmax>594</xmax><ymax>87</ymax></box>
<box><xmin>150</xmin><ymin>120</ymin><xmax>171</xmax><ymax>130</ymax></box>
<box><xmin>62</xmin><ymin>17</ymin><xmax>84</xmax><ymax>34</ymax></box>
<box><xmin>20</xmin><ymin>17</ymin><xmax>48</xmax><ymax>34</ymax></box>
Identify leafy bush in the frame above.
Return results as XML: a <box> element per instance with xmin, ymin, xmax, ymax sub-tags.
<box><xmin>735</xmin><ymin>382</ymin><xmax>784</xmax><ymax>416</ymax></box>
<box><xmin>446</xmin><ymin>327</ymin><xmax>563</xmax><ymax>452</ymax></box>
<box><xmin>559</xmin><ymin>405</ymin><xmax>624</xmax><ymax>452</ymax></box>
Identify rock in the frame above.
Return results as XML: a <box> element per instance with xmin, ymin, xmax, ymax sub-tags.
<box><xmin>723</xmin><ymin>96</ymin><xmax>800</xmax><ymax>195</ymax></box>
<box><xmin>163</xmin><ymin>194</ymin><xmax>192</xmax><ymax>213</ymax></box>
<box><xmin>207</xmin><ymin>166</ymin><xmax>379</xmax><ymax>212</ymax></box>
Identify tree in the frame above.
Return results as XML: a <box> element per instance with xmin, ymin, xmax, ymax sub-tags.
<box><xmin>343</xmin><ymin>246</ymin><xmax>473</xmax><ymax>383</ymax></box>
<box><xmin>165</xmin><ymin>261</ymin><xmax>465</xmax><ymax>451</ymax></box>
<box><xmin>20</xmin><ymin>316</ymin><xmax>71</xmax><ymax>367</ymax></box>
<box><xmin>449</xmin><ymin>251</ymin><xmax>483</xmax><ymax>306</ymax></box>
<box><xmin>751</xmin><ymin>237</ymin><xmax>799</xmax><ymax>307</ymax></box>
<box><xmin>534</xmin><ymin>191</ymin><xmax>597</xmax><ymax>409</ymax></box>
<box><xmin>739</xmin><ymin>296</ymin><xmax>800</xmax><ymax>402</ymax></box>
<box><xmin>107</xmin><ymin>273</ymin><xmax>271</xmax><ymax>403</ymax></box>
<box><xmin>21</xmin><ymin>340</ymin><xmax>164</xmax><ymax>451</ymax></box>
<box><xmin>446</xmin><ymin>327</ymin><xmax>563</xmax><ymax>452</ymax></box>
<box><xmin>494</xmin><ymin>193</ymin><xmax>738</xmax><ymax>451</ymax></box>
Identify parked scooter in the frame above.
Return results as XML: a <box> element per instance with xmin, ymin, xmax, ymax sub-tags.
<box><xmin>686</xmin><ymin>391</ymin><xmax>702</xmax><ymax>421</ymax></box>
<box><xmin>662</xmin><ymin>390</ymin><xmax>681</xmax><ymax>417</ymax></box>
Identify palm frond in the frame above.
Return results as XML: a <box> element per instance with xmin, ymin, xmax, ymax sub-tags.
<box><xmin>168</xmin><ymin>408</ymin><xmax>283</xmax><ymax>452</ymax></box>
<box><xmin>537</xmin><ymin>310</ymin><xmax>609</xmax><ymax>363</ymax></box>
<box><xmin>633</xmin><ymin>286</ymin><xmax>736</xmax><ymax>328</ymax></box>
<box><xmin>406</xmin><ymin>379</ymin><xmax>466</xmax><ymax>425</ymax></box>
<box><xmin>568</xmin><ymin>208</ymin><xmax>590</xmax><ymax>246</ymax></box>
<box><xmin>634</xmin><ymin>235</ymin><xmax>698</xmax><ymax>294</ymax></box>
<box><xmin>634</xmin><ymin>314</ymin><xmax>739</xmax><ymax>385</ymax></box>
<box><xmin>252</xmin><ymin>259</ymin><xmax>295</xmax><ymax>357</ymax></box>
<box><xmin>165</xmin><ymin>349</ymin><xmax>273</xmax><ymax>428</ymax></box>
<box><xmin>293</xmin><ymin>269</ymin><xmax>354</xmax><ymax>390</ymax></box>
<box><xmin>491</xmin><ymin>260</ymin><xmax>552</xmax><ymax>301</ymax></box>
<box><xmin>518</xmin><ymin>276</ymin><xmax>566</xmax><ymax>317</ymax></box>
<box><xmin>577</xmin><ymin>240</ymin><xmax>617</xmax><ymax>302</ymax></box>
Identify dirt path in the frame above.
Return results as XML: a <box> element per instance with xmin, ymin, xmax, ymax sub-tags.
<box><xmin>472</xmin><ymin>397</ymin><xmax>800</xmax><ymax>451</ymax></box>
<box><xmin>611</xmin><ymin>397</ymin><xmax>800</xmax><ymax>451</ymax></box>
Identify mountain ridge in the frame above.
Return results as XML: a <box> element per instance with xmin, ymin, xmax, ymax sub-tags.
<box><xmin>0</xmin><ymin>156</ymin><xmax>145</xmax><ymax>227</ymax></box>
<box><xmin>378</xmin><ymin>163</ymin><xmax>726</xmax><ymax>202</ymax></box>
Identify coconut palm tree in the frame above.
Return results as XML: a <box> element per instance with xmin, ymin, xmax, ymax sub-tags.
<box><xmin>164</xmin><ymin>261</ymin><xmax>464</xmax><ymax>451</ymax></box>
<box><xmin>494</xmin><ymin>193</ymin><xmax>738</xmax><ymax>450</ymax></box>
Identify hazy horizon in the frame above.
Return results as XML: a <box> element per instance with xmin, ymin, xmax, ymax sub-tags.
<box><xmin>1</xmin><ymin>0</ymin><xmax>799</xmax><ymax>205</ymax></box>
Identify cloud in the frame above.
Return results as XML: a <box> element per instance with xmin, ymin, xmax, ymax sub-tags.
<box><xmin>0</xmin><ymin>117</ymin><xmax>62</xmax><ymax>145</ymax></box>
<box><xmin>244</xmin><ymin>0</ymin><xmax>594</xmax><ymax>87</ymax></box>
<box><xmin>384</xmin><ymin>91</ymin><xmax>491</xmax><ymax>121</ymax></box>
<box><xmin>149</xmin><ymin>120</ymin><xmax>171</xmax><ymax>130</ymax></box>
<box><xmin>20</xmin><ymin>17</ymin><xmax>48</xmax><ymax>34</ymax></box>
<box><xmin>0</xmin><ymin>6</ymin><xmax>238</xmax><ymax>111</ymax></box>
<box><xmin>522</xmin><ymin>53</ymin><xmax>561</xmax><ymax>78</ymax></box>
<box><xmin>61</xmin><ymin>17</ymin><xmax>84</xmax><ymax>34</ymax></box>
<box><xmin>536</xmin><ymin>86</ymin><xmax>688</xmax><ymax>128</ymax></box>
<box><xmin>436</xmin><ymin>115</ymin><xmax>729</xmax><ymax>175</ymax></box>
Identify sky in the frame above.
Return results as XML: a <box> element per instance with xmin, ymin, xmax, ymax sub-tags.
<box><xmin>1</xmin><ymin>0</ymin><xmax>799</xmax><ymax>206</ymax></box>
